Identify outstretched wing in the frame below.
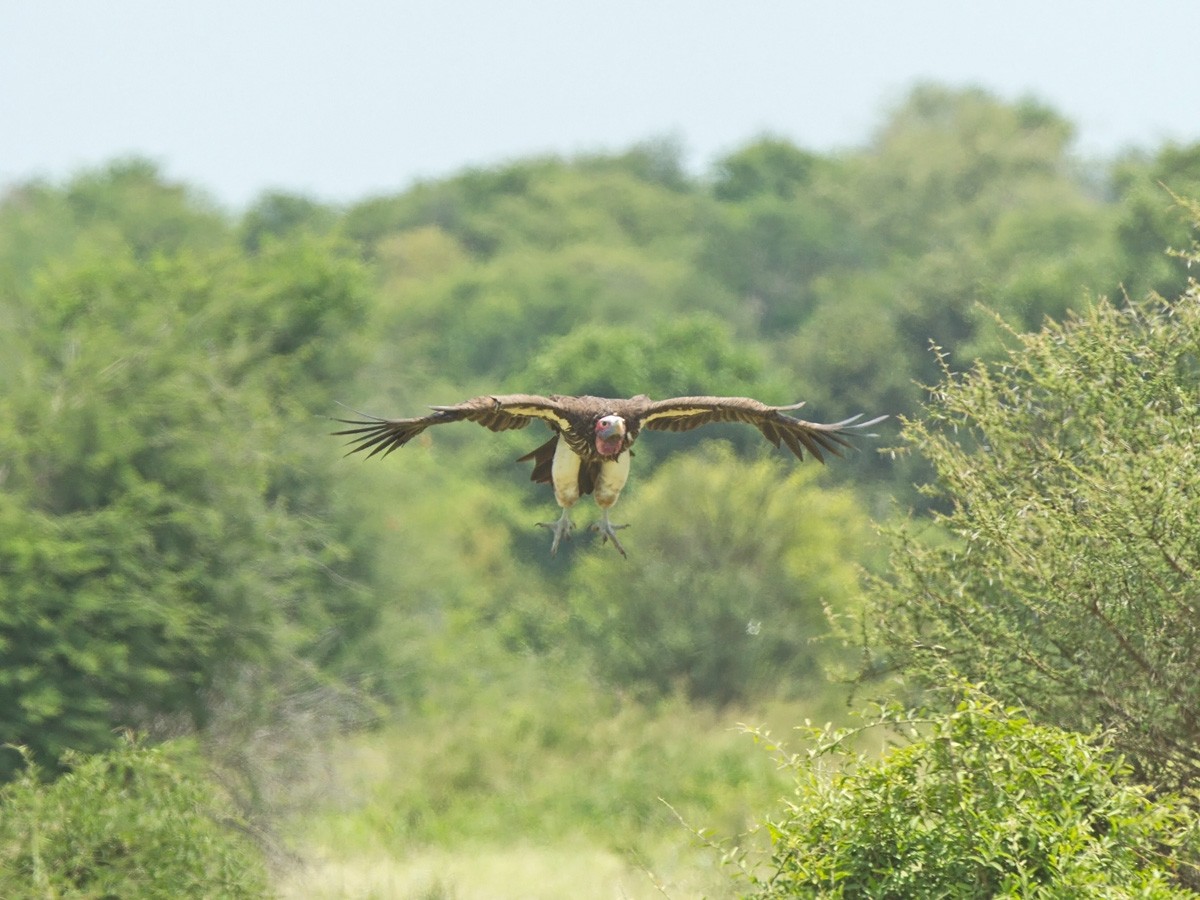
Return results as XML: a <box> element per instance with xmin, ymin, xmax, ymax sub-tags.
<box><xmin>634</xmin><ymin>396</ymin><xmax>886</xmax><ymax>463</ymax></box>
<box><xmin>334</xmin><ymin>394</ymin><xmax>571</xmax><ymax>459</ymax></box>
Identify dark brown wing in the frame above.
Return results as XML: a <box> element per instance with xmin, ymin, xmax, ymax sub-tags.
<box><xmin>333</xmin><ymin>394</ymin><xmax>572</xmax><ymax>459</ymax></box>
<box><xmin>635</xmin><ymin>396</ymin><xmax>886</xmax><ymax>463</ymax></box>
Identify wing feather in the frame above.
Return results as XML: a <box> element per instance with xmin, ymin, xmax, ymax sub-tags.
<box><xmin>333</xmin><ymin>394</ymin><xmax>569</xmax><ymax>458</ymax></box>
<box><xmin>515</xmin><ymin>435</ymin><xmax>558</xmax><ymax>484</ymax></box>
<box><xmin>636</xmin><ymin>396</ymin><xmax>885</xmax><ymax>463</ymax></box>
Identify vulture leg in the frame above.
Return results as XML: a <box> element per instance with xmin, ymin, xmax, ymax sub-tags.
<box><xmin>537</xmin><ymin>439</ymin><xmax>584</xmax><ymax>556</ymax></box>
<box><xmin>590</xmin><ymin>509</ymin><xmax>628</xmax><ymax>558</ymax></box>
<box><xmin>537</xmin><ymin>508</ymin><xmax>575</xmax><ymax>556</ymax></box>
<box><xmin>590</xmin><ymin>452</ymin><xmax>631</xmax><ymax>557</ymax></box>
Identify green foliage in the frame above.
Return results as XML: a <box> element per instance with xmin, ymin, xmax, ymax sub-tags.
<box><xmin>375</xmin><ymin>243</ymin><xmax>728</xmax><ymax>384</ymax></box>
<box><xmin>698</xmin><ymin>189</ymin><xmax>867</xmax><ymax>334</ymax></box>
<box><xmin>330</xmin><ymin>448</ymin><xmax>566</xmax><ymax>703</ymax></box>
<box><xmin>742</xmin><ymin>687</ymin><xmax>1200</xmax><ymax>898</ymax></box>
<box><xmin>870</xmin><ymin>262</ymin><xmax>1200</xmax><ymax>793</ymax></box>
<box><xmin>1</xmin><ymin>256</ymin><xmax>267</xmax><ymax>768</ymax></box>
<box><xmin>704</xmin><ymin>138</ymin><xmax>871</xmax><ymax>336</ymax></box>
<box><xmin>582</xmin><ymin>135</ymin><xmax>693</xmax><ymax>192</ymax></box>
<box><xmin>295</xmin><ymin>660</ymin><xmax>792</xmax><ymax>854</ymax></box>
<box><xmin>849</xmin><ymin>85</ymin><xmax>1077</xmax><ymax>255</ymax></box>
<box><xmin>240</xmin><ymin>190</ymin><xmax>337</xmax><ymax>252</ymax></box>
<box><xmin>344</xmin><ymin>152</ymin><xmax>701</xmax><ymax>260</ymax></box>
<box><xmin>359</xmin><ymin>160</ymin><xmax>730</xmax><ymax>386</ymax></box>
<box><xmin>712</xmin><ymin>137</ymin><xmax>821</xmax><ymax>202</ymax></box>
<box><xmin>520</xmin><ymin>314</ymin><xmax>774</xmax><ymax>400</ymax></box>
<box><xmin>7</xmin><ymin>85</ymin><xmax>1200</xmax><ymax>895</ymax></box>
<box><xmin>788</xmin><ymin>84</ymin><xmax>1118</xmax><ymax>393</ymax></box>
<box><xmin>0</xmin><ymin>160</ymin><xmax>228</xmax><ymax>305</ymax></box>
<box><xmin>568</xmin><ymin>444</ymin><xmax>875</xmax><ymax>705</ymax></box>
<box><xmin>0</xmin><ymin>737</ymin><xmax>269</xmax><ymax>898</ymax></box>
<box><xmin>1113</xmin><ymin>144</ymin><xmax>1200</xmax><ymax>298</ymax></box>
<box><xmin>0</xmin><ymin>184</ymin><xmax>373</xmax><ymax>773</ymax></box>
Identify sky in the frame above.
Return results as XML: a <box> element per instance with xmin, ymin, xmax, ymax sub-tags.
<box><xmin>4</xmin><ymin>1</ymin><xmax>1200</xmax><ymax>210</ymax></box>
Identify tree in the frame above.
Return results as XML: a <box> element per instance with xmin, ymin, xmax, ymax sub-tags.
<box><xmin>0</xmin><ymin>229</ymin><xmax>372</xmax><ymax>774</ymax></box>
<box><xmin>519</xmin><ymin>314</ymin><xmax>775</xmax><ymax>401</ymax></box>
<box><xmin>868</xmin><ymin>228</ymin><xmax>1200</xmax><ymax>794</ymax></box>
<box><xmin>719</xmin><ymin>91</ymin><xmax>1122</xmax><ymax>508</ymax></box>
<box><xmin>847</xmin><ymin>85</ymin><xmax>1078</xmax><ymax>256</ymax></box>
<box><xmin>697</xmin><ymin>190</ymin><xmax>867</xmax><ymax>334</ymax></box>
<box><xmin>240</xmin><ymin>190</ymin><xmax>336</xmax><ymax>252</ymax></box>
<box><xmin>702</xmin><ymin>138</ymin><xmax>870</xmax><ymax>335</ymax></box>
<box><xmin>739</xmin><ymin>687</ymin><xmax>1200</xmax><ymax>898</ymax></box>
<box><xmin>0</xmin><ymin>160</ymin><xmax>228</xmax><ymax>302</ymax></box>
<box><xmin>61</xmin><ymin>158</ymin><xmax>228</xmax><ymax>259</ymax></box>
<box><xmin>712</xmin><ymin>137</ymin><xmax>820</xmax><ymax>202</ymax></box>
<box><xmin>1113</xmin><ymin>143</ymin><xmax>1200</xmax><ymax>299</ymax></box>
<box><xmin>568</xmin><ymin>444</ymin><xmax>874</xmax><ymax>706</ymax></box>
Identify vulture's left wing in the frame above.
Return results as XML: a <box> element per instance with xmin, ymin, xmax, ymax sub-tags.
<box><xmin>334</xmin><ymin>394</ymin><xmax>570</xmax><ymax>459</ymax></box>
<box><xmin>636</xmin><ymin>396</ymin><xmax>885</xmax><ymax>463</ymax></box>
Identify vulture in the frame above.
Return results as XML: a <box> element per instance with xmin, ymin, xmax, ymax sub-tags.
<box><xmin>334</xmin><ymin>394</ymin><xmax>884</xmax><ymax>558</ymax></box>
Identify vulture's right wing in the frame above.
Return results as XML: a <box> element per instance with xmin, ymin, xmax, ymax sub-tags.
<box><xmin>334</xmin><ymin>394</ymin><xmax>571</xmax><ymax>459</ymax></box>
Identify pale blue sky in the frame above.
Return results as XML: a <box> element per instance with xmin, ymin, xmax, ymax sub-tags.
<box><xmin>4</xmin><ymin>1</ymin><xmax>1199</xmax><ymax>209</ymax></box>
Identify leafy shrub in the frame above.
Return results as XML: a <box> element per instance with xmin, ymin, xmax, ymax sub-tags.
<box><xmin>0</xmin><ymin>737</ymin><xmax>269</xmax><ymax>898</ymax></box>
<box><xmin>740</xmin><ymin>688</ymin><xmax>1200</xmax><ymax>898</ymax></box>
<box><xmin>869</xmin><ymin>241</ymin><xmax>1200</xmax><ymax>794</ymax></box>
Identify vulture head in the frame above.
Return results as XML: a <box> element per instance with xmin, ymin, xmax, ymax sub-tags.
<box><xmin>594</xmin><ymin>414</ymin><xmax>626</xmax><ymax>458</ymax></box>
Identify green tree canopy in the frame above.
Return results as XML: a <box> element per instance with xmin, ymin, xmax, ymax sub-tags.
<box><xmin>869</xmin><ymin>230</ymin><xmax>1200</xmax><ymax>793</ymax></box>
<box><xmin>518</xmin><ymin>314</ymin><xmax>774</xmax><ymax>400</ymax></box>
<box><xmin>712</xmin><ymin>136</ymin><xmax>821</xmax><ymax>202</ymax></box>
<box><xmin>0</xmin><ymin>216</ymin><xmax>372</xmax><ymax>773</ymax></box>
<box><xmin>1113</xmin><ymin>143</ymin><xmax>1200</xmax><ymax>298</ymax></box>
<box><xmin>568</xmin><ymin>444</ymin><xmax>874</xmax><ymax>706</ymax></box>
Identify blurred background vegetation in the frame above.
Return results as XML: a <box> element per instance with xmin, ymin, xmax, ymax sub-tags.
<box><xmin>3</xmin><ymin>84</ymin><xmax>1200</xmax><ymax>897</ymax></box>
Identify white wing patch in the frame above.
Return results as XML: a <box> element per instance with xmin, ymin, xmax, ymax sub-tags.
<box><xmin>638</xmin><ymin>407</ymin><xmax>713</xmax><ymax>427</ymax></box>
<box><xmin>503</xmin><ymin>405</ymin><xmax>573</xmax><ymax>431</ymax></box>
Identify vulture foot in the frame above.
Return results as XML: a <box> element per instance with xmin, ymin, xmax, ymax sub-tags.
<box><xmin>537</xmin><ymin>509</ymin><xmax>575</xmax><ymax>556</ymax></box>
<box><xmin>590</xmin><ymin>511</ymin><xmax>629</xmax><ymax>558</ymax></box>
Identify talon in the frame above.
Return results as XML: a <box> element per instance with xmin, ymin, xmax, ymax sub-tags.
<box><xmin>590</xmin><ymin>511</ymin><xmax>629</xmax><ymax>558</ymax></box>
<box><xmin>537</xmin><ymin>509</ymin><xmax>575</xmax><ymax>556</ymax></box>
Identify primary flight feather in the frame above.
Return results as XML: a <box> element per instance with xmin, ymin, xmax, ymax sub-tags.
<box><xmin>334</xmin><ymin>394</ymin><xmax>885</xmax><ymax>558</ymax></box>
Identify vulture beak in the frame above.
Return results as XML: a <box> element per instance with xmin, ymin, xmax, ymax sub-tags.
<box><xmin>594</xmin><ymin>415</ymin><xmax>626</xmax><ymax>457</ymax></box>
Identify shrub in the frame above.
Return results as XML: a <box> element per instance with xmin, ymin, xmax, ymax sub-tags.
<box><xmin>740</xmin><ymin>687</ymin><xmax>1200</xmax><ymax>898</ymax></box>
<box><xmin>0</xmin><ymin>737</ymin><xmax>269</xmax><ymax>898</ymax></box>
<box><xmin>869</xmin><ymin>258</ymin><xmax>1200</xmax><ymax>794</ymax></box>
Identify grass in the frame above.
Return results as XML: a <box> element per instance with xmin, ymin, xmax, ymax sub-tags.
<box><xmin>277</xmin><ymin>843</ymin><xmax>728</xmax><ymax>899</ymax></box>
<box><xmin>275</xmin><ymin>656</ymin><xmax>856</xmax><ymax>897</ymax></box>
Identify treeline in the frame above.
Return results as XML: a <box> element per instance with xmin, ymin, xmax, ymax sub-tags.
<box><xmin>2</xmin><ymin>84</ymin><xmax>1200</xmax><ymax>893</ymax></box>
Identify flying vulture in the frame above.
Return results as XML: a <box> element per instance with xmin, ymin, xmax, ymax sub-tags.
<box><xmin>334</xmin><ymin>394</ymin><xmax>884</xmax><ymax>558</ymax></box>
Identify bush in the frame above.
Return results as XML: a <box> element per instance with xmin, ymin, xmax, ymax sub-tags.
<box><xmin>740</xmin><ymin>687</ymin><xmax>1200</xmax><ymax>898</ymax></box>
<box><xmin>869</xmin><ymin>245</ymin><xmax>1200</xmax><ymax>793</ymax></box>
<box><xmin>0</xmin><ymin>737</ymin><xmax>269</xmax><ymax>898</ymax></box>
